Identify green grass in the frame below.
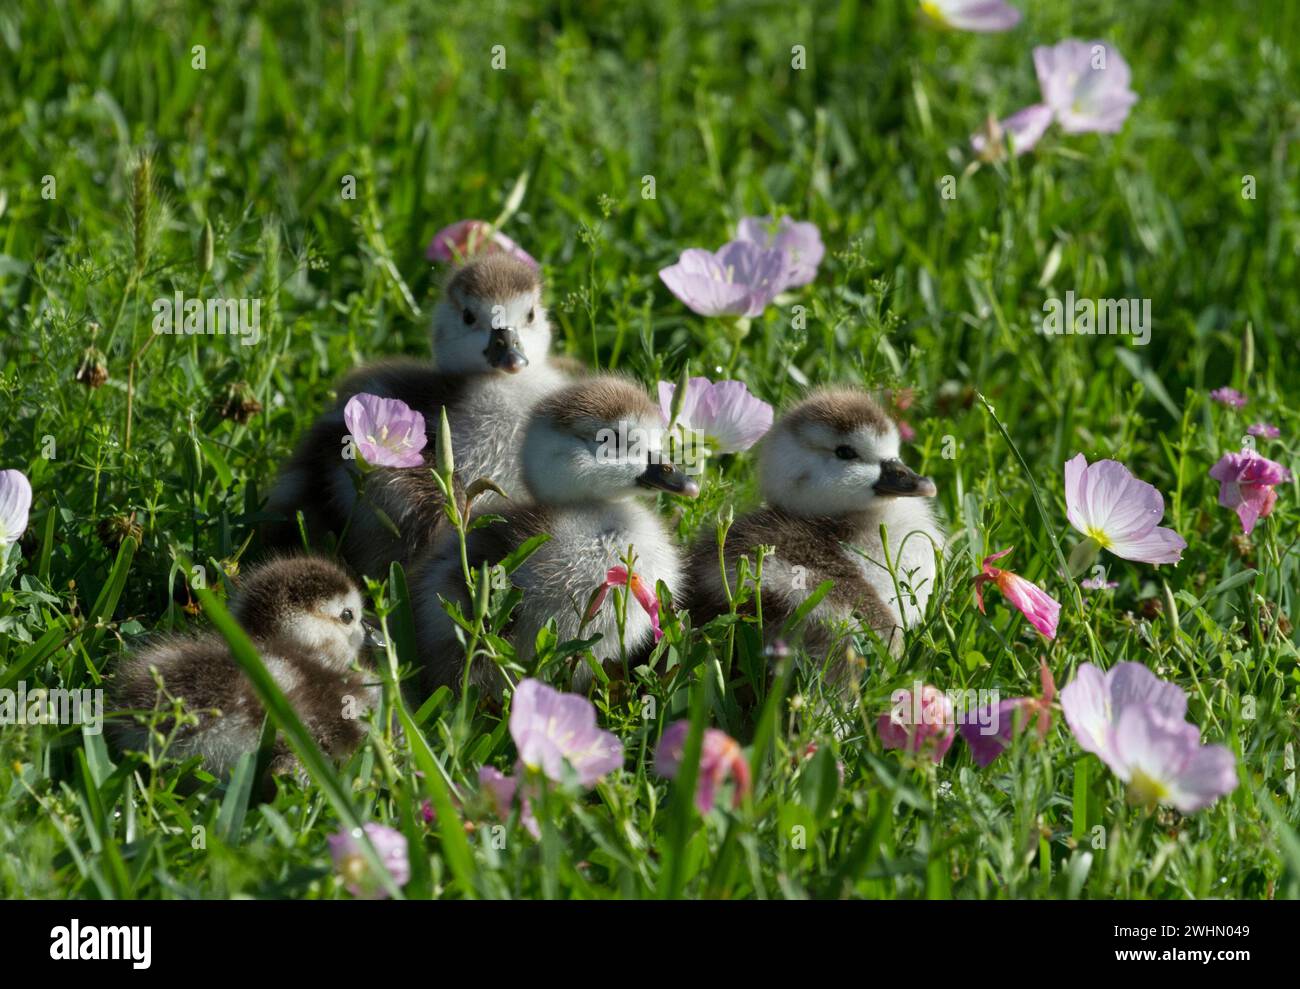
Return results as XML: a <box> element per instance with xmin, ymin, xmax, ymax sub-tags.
<box><xmin>2</xmin><ymin>0</ymin><xmax>1298</xmax><ymax>899</ymax></box>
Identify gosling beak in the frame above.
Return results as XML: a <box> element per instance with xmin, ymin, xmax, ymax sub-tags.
<box><xmin>485</xmin><ymin>326</ymin><xmax>529</xmax><ymax>373</ymax></box>
<box><xmin>874</xmin><ymin>459</ymin><xmax>937</xmax><ymax>497</ymax></box>
<box><xmin>637</xmin><ymin>462</ymin><xmax>700</xmax><ymax>498</ymax></box>
<box><xmin>362</xmin><ymin>620</ymin><xmax>388</xmax><ymax>650</ymax></box>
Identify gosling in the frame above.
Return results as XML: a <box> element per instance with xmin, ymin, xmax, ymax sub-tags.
<box><xmin>411</xmin><ymin>376</ymin><xmax>699</xmax><ymax>697</ymax></box>
<box><xmin>112</xmin><ymin>556</ymin><xmax>383</xmax><ymax>777</ymax></box>
<box><xmin>267</xmin><ymin>254</ymin><xmax>573</xmax><ymax>576</ymax></box>
<box><xmin>685</xmin><ymin>387</ymin><xmax>942</xmax><ymax>669</ymax></box>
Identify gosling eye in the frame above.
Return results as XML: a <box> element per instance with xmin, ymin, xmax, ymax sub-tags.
<box><xmin>340</xmin><ymin>608</ymin><xmax>355</xmax><ymax>625</ymax></box>
<box><xmin>834</xmin><ymin>445</ymin><xmax>859</xmax><ymax>461</ymax></box>
<box><xmin>526</xmin><ymin>307</ymin><xmax>535</xmax><ymax>324</ymax></box>
<box><xmin>462</xmin><ymin>308</ymin><xmax>476</xmax><ymax>326</ymax></box>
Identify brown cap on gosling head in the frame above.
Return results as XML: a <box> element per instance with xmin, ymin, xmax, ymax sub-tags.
<box><xmin>530</xmin><ymin>375</ymin><xmax>660</xmax><ymax>430</ymax></box>
<box><xmin>445</xmin><ymin>253</ymin><xmax>541</xmax><ymax>303</ymax></box>
<box><xmin>436</xmin><ymin>255</ymin><xmax>547</xmax><ymax>375</ymax></box>
<box><xmin>782</xmin><ymin>387</ymin><xmax>896</xmax><ymax>438</ymax></box>
<box><xmin>229</xmin><ymin>556</ymin><xmax>362</xmax><ymax>643</ymax></box>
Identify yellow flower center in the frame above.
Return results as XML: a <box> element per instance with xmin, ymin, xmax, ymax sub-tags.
<box><xmin>1127</xmin><ymin>769</ymin><xmax>1169</xmax><ymax>809</ymax></box>
<box><xmin>920</xmin><ymin>1</ymin><xmax>947</xmax><ymax>25</ymax></box>
<box><xmin>341</xmin><ymin>853</ymin><xmax>368</xmax><ymax>886</ymax></box>
<box><xmin>1085</xmin><ymin>527</ymin><xmax>1113</xmax><ymax>549</ymax></box>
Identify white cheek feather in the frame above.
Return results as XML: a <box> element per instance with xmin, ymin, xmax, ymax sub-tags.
<box><xmin>430</xmin><ymin>302</ymin><xmax>487</xmax><ymax>373</ymax></box>
<box><xmin>522</xmin><ymin>420</ymin><xmax>643</xmax><ymax>504</ymax></box>
<box><xmin>760</xmin><ymin>427</ymin><xmax>864</xmax><ymax>516</ymax></box>
<box><xmin>851</xmin><ymin>424</ymin><xmax>900</xmax><ymax>462</ymax></box>
<box><xmin>840</xmin><ymin>425</ymin><xmax>942</xmax><ymax>627</ymax></box>
<box><xmin>277</xmin><ymin>594</ymin><xmax>361</xmax><ymax>671</ymax></box>
<box><xmin>519</xmin><ymin>308</ymin><xmax>552</xmax><ymax>356</ymax></box>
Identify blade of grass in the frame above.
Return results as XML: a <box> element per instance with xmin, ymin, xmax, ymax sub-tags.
<box><xmin>656</xmin><ymin>673</ymin><xmax>710</xmax><ymax>900</ymax></box>
<box><xmin>195</xmin><ymin>585</ymin><xmax>402</xmax><ymax>898</ymax></box>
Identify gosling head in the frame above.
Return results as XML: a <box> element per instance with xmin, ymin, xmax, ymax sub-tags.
<box><xmin>521</xmin><ymin>376</ymin><xmax>701</xmax><ymax>505</ymax></box>
<box><xmin>229</xmin><ymin>556</ymin><xmax>380</xmax><ymax>671</ymax></box>
<box><xmin>431</xmin><ymin>254</ymin><xmax>549</xmax><ymax>376</ymax></box>
<box><xmin>759</xmin><ymin>388</ymin><xmax>936</xmax><ymax>517</ymax></box>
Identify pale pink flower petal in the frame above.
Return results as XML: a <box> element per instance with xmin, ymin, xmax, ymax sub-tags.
<box><xmin>959</xmin><ymin>662</ymin><xmax>1056</xmax><ymax>768</ymax></box>
<box><xmin>1063</xmin><ymin>454</ymin><xmax>1186</xmax><ymax>564</ymax></box>
<box><xmin>1034</xmin><ymin>40</ymin><xmax>1138</xmax><ymax>135</ymax></box>
<box><xmin>1106</xmin><ymin>525</ymin><xmax>1189</xmax><ymax>565</ymax></box>
<box><xmin>1110</xmin><ymin>705</ymin><xmax>1237</xmax><ymax>813</ymax></box>
<box><xmin>655</xmin><ymin>720</ymin><xmax>752</xmax><ymax>814</ymax></box>
<box><xmin>922</xmin><ymin>0</ymin><xmax>1021</xmax><ymax>32</ymax></box>
<box><xmin>509</xmin><ymin>679</ymin><xmax>623</xmax><ymax>787</ymax></box>
<box><xmin>659</xmin><ymin>242</ymin><xmax>785</xmax><ymax>318</ymax></box>
<box><xmin>659</xmin><ymin>377</ymin><xmax>774</xmax><ymax>453</ymax></box>
<box><xmin>478</xmin><ymin>766</ymin><xmax>540</xmax><ymax>838</ymax></box>
<box><xmin>328</xmin><ymin>823</ymin><xmax>410</xmax><ymax>899</ymax></box>
<box><xmin>1059</xmin><ymin>663</ymin><xmax>1112</xmax><ymax>761</ymax></box>
<box><xmin>1209</xmin><ymin>387</ymin><xmax>1248</xmax><ymax>408</ymax></box>
<box><xmin>478</xmin><ymin>766</ymin><xmax>518</xmax><ymax>817</ymax></box>
<box><xmin>998</xmin><ymin>571</ymin><xmax>1060</xmax><ymax>639</ymax></box>
<box><xmin>658</xmin><ymin>376</ymin><xmax>712</xmax><ymax>429</ymax></box>
<box><xmin>1060</xmin><ymin>661</ymin><xmax>1189</xmax><ymax>770</ymax></box>
<box><xmin>587</xmin><ymin>565</ymin><xmax>663</xmax><ymax>642</ymax></box>
<box><xmin>1080</xmin><ymin>574</ymin><xmax>1118</xmax><ymax>590</ymax></box>
<box><xmin>1107</xmin><ymin>662</ymin><xmax>1189</xmax><ymax>723</ymax></box>
<box><xmin>961</xmin><ymin>699</ymin><xmax>1033</xmax><ymax>767</ymax></box>
<box><xmin>1209</xmin><ymin>451</ymin><xmax>1292</xmax><ymax>535</ymax></box>
<box><xmin>878</xmin><ymin>685</ymin><xmax>955</xmax><ymax>763</ymax></box>
<box><xmin>971</xmin><ymin>103</ymin><xmax>1053</xmax><ymax>158</ymax></box>
<box><xmin>343</xmin><ymin>394</ymin><xmax>427</xmax><ymax>468</ymax></box>
<box><xmin>973</xmin><ymin>547</ymin><xmax>1060</xmax><ymax>639</ymax></box>
<box><xmin>0</xmin><ymin>469</ymin><xmax>33</xmax><ymax>548</ymax></box>
<box><xmin>1246</xmin><ymin>422</ymin><xmax>1280</xmax><ymax>439</ymax></box>
<box><xmin>735</xmin><ymin>215</ymin><xmax>825</xmax><ymax>290</ymax></box>
<box><xmin>426</xmin><ymin>219</ymin><xmax>538</xmax><ymax>269</ymax></box>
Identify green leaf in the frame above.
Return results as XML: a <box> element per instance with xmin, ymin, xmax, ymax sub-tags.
<box><xmin>1115</xmin><ymin>349</ymin><xmax>1181</xmax><ymax>419</ymax></box>
<box><xmin>386</xmin><ymin>561</ymin><xmax>420</xmax><ymax>668</ymax></box>
<box><xmin>801</xmin><ymin>744</ymin><xmax>841</xmax><ymax>824</ymax></box>
<box><xmin>217</xmin><ymin>751</ymin><xmax>258</xmax><ymax>843</ymax></box>
<box><xmin>781</xmin><ymin>579</ymin><xmax>834</xmax><ymax>637</ymax></box>
<box><xmin>499</xmin><ymin>533</ymin><xmax>551</xmax><ymax>574</ymax></box>
<box><xmin>393</xmin><ymin>698</ymin><xmax>478</xmax><ymax>898</ymax></box>
<box><xmin>197</xmin><ymin>436</ymin><xmax>234</xmax><ymax>487</ymax></box>
<box><xmin>1071</xmin><ymin>757</ymin><xmax>1089</xmax><ymax>843</ymax></box>
<box><xmin>83</xmin><ymin>536</ymin><xmax>137</xmax><ymax>652</ymax></box>
<box><xmin>0</xmin><ymin>620</ymin><xmax>69</xmax><ymax>691</ymax></box>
